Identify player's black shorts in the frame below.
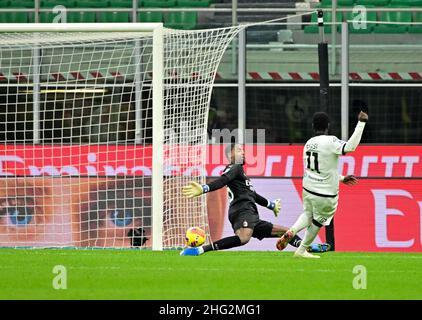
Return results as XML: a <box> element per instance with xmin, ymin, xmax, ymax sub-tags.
<box><xmin>228</xmin><ymin>210</ymin><xmax>273</xmax><ymax>240</ymax></box>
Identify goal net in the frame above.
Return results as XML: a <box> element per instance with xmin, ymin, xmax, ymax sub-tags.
<box><xmin>0</xmin><ymin>23</ymin><xmax>239</xmax><ymax>249</ymax></box>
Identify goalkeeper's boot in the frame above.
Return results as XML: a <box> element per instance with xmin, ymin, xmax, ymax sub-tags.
<box><xmin>180</xmin><ymin>247</ymin><xmax>203</xmax><ymax>256</ymax></box>
<box><xmin>276</xmin><ymin>230</ymin><xmax>295</xmax><ymax>251</ymax></box>
<box><xmin>294</xmin><ymin>247</ymin><xmax>320</xmax><ymax>259</ymax></box>
<box><xmin>307</xmin><ymin>243</ymin><xmax>331</xmax><ymax>253</ymax></box>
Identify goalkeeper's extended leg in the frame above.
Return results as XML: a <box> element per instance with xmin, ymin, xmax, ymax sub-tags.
<box><xmin>180</xmin><ymin>228</ymin><xmax>252</xmax><ymax>256</ymax></box>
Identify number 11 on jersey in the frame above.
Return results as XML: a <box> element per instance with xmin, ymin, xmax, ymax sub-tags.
<box><xmin>306</xmin><ymin>151</ymin><xmax>320</xmax><ymax>173</ymax></box>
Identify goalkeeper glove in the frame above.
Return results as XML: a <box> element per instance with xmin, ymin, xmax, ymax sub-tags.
<box><xmin>182</xmin><ymin>181</ymin><xmax>209</xmax><ymax>198</ymax></box>
<box><xmin>267</xmin><ymin>199</ymin><xmax>281</xmax><ymax>217</ymax></box>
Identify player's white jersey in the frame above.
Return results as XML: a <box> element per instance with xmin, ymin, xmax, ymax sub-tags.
<box><xmin>303</xmin><ymin>135</ymin><xmax>346</xmax><ymax>196</ymax></box>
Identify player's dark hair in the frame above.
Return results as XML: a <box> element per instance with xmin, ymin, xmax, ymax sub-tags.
<box><xmin>312</xmin><ymin>112</ymin><xmax>330</xmax><ymax>132</ymax></box>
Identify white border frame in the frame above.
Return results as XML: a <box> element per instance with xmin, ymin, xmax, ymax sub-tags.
<box><xmin>0</xmin><ymin>22</ymin><xmax>165</xmax><ymax>251</ymax></box>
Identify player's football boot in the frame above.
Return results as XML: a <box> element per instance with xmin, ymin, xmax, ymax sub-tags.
<box><xmin>180</xmin><ymin>247</ymin><xmax>202</xmax><ymax>256</ymax></box>
<box><xmin>294</xmin><ymin>249</ymin><xmax>320</xmax><ymax>259</ymax></box>
<box><xmin>276</xmin><ymin>230</ymin><xmax>294</xmax><ymax>251</ymax></box>
<box><xmin>307</xmin><ymin>243</ymin><xmax>331</xmax><ymax>253</ymax></box>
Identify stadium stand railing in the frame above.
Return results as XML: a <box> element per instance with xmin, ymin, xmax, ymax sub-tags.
<box><xmin>0</xmin><ymin>0</ymin><xmax>213</xmax><ymax>29</ymax></box>
<box><xmin>0</xmin><ymin>0</ymin><xmax>421</xmax><ymax>34</ymax></box>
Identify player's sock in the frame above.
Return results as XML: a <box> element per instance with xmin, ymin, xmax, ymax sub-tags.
<box><xmin>301</xmin><ymin>220</ymin><xmax>322</xmax><ymax>248</ymax></box>
<box><xmin>203</xmin><ymin>235</ymin><xmax>242</xmax><ymax>252</ymax></box>
<box><xmin>290</xmin><ymin>213</ymin><xmax>311</xmax><ymax>234</ymax></box>
<box><xmin>288</xmin><ymin>235</ymin><xmax>302</xmax><ymax>248</ymax></box>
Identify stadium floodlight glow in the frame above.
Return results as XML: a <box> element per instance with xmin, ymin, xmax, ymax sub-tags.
<box><xmin>0</xmin><ymin>22</ymin><xmax>240</xmax><ymax>251</ymax></box>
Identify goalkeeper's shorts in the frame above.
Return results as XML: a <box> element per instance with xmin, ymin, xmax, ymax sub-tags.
<box><xmin>229</xmin><ymin>210</ymin><xmax>273</xmax><ymax>240</ymax></box>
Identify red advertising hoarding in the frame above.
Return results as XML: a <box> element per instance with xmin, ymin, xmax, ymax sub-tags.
<box><xmin>0</xmin><ymin>145</ymin><xmax>421</xmax><ymax>252</ymax></box>
<box><xmin>1</xmin><ymin>145</ymin><xmax>421</xmax><ymax>177</ymax></box>
<box><xmin>216</xmin><ymin>178</ymin><xmax>422</xmax><ymax>253</ymax></box>
<box><xmin>334</xmin><ymin>179</ymin><xmax>422</xmax><ymax>252</ymax></box>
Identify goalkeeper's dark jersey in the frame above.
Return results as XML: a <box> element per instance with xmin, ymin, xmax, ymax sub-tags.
<box><xmin>207</xmin><ymin>164</ymin><xmax>269</xmax><ymax>214</ymax></box>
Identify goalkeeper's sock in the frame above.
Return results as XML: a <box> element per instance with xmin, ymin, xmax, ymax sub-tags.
<box><xmin>203</xmin><ymin>236</ymin><xmax>242</xmax><ymax>252</ymax></box>
<box><xmin>291</xmin><ymin>213</ymin><xmax>311</xmax><ymax>234</ymax></box>
<box><xmin>288</xmin><ymin>235</ymin><xmax>302</xmax><ymax>248</ymax></box>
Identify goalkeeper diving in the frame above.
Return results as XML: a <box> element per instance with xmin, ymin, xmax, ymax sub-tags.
<box><xmin>180</xmin><ymin>143</ymin><xmax>330</xmax><ymax>256</ymax></box>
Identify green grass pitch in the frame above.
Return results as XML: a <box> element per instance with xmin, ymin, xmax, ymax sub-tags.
<box><xmin>0</xmin><ymin>249</ymin><xmax>421</xmax><ymax>300</ymax></box>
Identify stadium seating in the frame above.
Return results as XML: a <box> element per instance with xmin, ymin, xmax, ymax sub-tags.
<box><xmin>67</xmin><ymin>11</ymin><xmax>96</xmax><ymax>23</ymax></box>
<box><xmin>1</xmin><ymin>0</ymin><xmax>413</xmax><ymax>34</ymax></box>
<box><xmin>408</xmin><ymin>11</ymin><xmax>422</xmax><ymax>33</ymax></box>
<box><xmin>39</xmin><ymin>11</ymin><xmax>57</xmax><ymax>22</ymax></box>
<box><xmin>302</xmin><ymin>1</ymin><xmax>422</xmax><ymax>34</ymax></box>
<box><xmin>164</xmin><ymin>11</ymin><xmax>197</xmax><ymax>29</ymax></box>
<box><xmin>29</xmin><ymin>9</ymin><xmax>97</xmax><ymax>23</ymax></box>
<box><xmin>321</xmin><ymin>0</ymin><xmax>354</xmax><ymax>6</ymax></box>
<box><xmin>41</xmin><ymin>0</ymin><xmax>76</xmax><ymax>7</ymax></box>
<box><xmin>177</xmin><ymin>0</ymin><xmax>211</xmax><ymax>7</ymax></box>
<box><xmin>0</xmin><ymin>0</ymin><xmax>216</xmax><ymax>27</ymax></box>
<box><xmin>390</xmin><ymin>0</ymin><xmax>422</xmax><ymax>5</ymax></box>
<box><xmin>138</xmin><ymin>11</ymin><xmax>163</xmax><ymax>22</ymax></box>
<box><xmin>8</xmin><ymin>1</ymin><xmax>35</xmax><ymax>8</ymax></box>
<box><xmin>75</xmin><ymin>0</ymin><xmax>107</xmax><ymax>8</ymax></box>
<box><xmin>143</xmin><ymin>0</ymin><xmax>176</xmax><ymax>7</ymax></box>
<box><xmin>108</xmin><ymin>0</ymin><xmax>135</xmax><ymax>7</ymax></box>
<box><xmin>98</xmin><ymin>11</ymin><xmax>130</xmax><ymax>22</ymax></box>
<box><xmin>373</xmin><ymin>7</ymin><xmax>412</xmax><ymax>33</ymax></box>
<box><xmin>355</xmin><ymin>0</ymin><xmax>390</xmax><ymax>5</ymax></box>
<box><xmin>0</xmin><ymin>11</ymin><xmax>28</xmax><ymax>22</ymax></box>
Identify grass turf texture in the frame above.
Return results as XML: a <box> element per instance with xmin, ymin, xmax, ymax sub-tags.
<box><xmin>0</xmin><ymin>249</ymin><xmax>421</xmax><ymax>300</ymax></box>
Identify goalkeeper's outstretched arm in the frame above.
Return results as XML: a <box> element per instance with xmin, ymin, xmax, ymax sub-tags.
<box><xmin>255</xmin><ymin>192</ymin><xmax>281</xmax><ymax>217</ymax></box>
<box><xmin>255</xmin><ymin>192</ymin><xmax>271</xmax><ymax>207</ymax></box>
<box><xmin>181</xmin><ymin>164</ymin><xmax>241</xmax><ymax>198</ymax></box>
<box><xmin>343</xmin><ymin>111</ymin><xmax>368</xmax><ymax>153</ymax></box>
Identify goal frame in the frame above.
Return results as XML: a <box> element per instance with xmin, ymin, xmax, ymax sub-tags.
<box><xmin>0</xmin><ymin>23</ymin><xmax>165</xmax><ymax>251</ymax></box>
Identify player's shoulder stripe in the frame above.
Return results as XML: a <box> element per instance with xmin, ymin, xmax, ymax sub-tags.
<box><xmin>222</xmin><ymin>165</ymin><xmax>232</xmax><ymax>174</ymax></box>
<box><xmin>223</xmin><ymin>163</ymin><xmax>243</xmax><ymax>174</ymax></box>
<box><xmin>223</xmin><ymin>164</ymin><xmax>241</xmax><ymax>174</ymax></box>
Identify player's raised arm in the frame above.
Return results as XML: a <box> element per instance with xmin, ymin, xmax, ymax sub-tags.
<box><xmin>343</xmin><ymin>111</ymin><xmax>368</xmax><ymax>153</ymax></box>
<box><xmin>255</xmin><ymin>192</ymin><xmax>281</xmax><ymax>217</ymax></box>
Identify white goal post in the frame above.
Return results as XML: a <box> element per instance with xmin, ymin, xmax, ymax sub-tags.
<box><xmin>0</xmin><ymin>23</ymin><xmax>239</xmax><ymax>250</ymax></box>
